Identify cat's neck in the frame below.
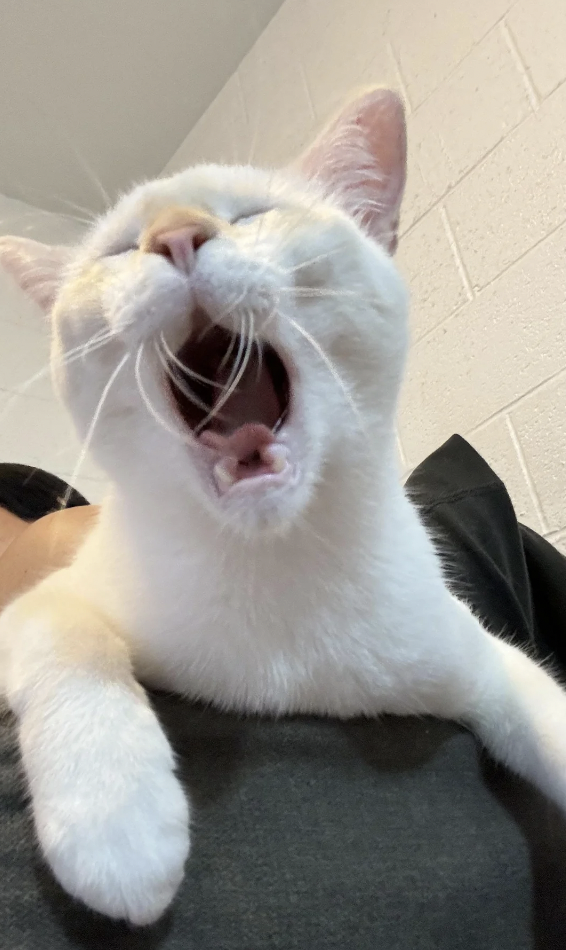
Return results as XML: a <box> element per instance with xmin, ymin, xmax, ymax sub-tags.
<box><xmin>103</xmin><ymin>431</ymin><xmax>402</xmax><ymax>567</ymax></box>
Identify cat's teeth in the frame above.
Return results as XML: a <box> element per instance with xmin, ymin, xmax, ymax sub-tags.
<box><xmin>261</xmin><ymin>444</ymin><xmax>288</xmax><ymax>474</ymax></box>
<box><xmin>213</xmin><ymin>461</ymin><xmax>236</xmax><ymax>491</ymax></box>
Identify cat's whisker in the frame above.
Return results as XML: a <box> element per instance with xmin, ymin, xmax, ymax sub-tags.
<box><xmin>192</xmin><ymin>283</ymin><xmax>259</xmax><ymax>349</ymax></box>
<box><xmin>254</xmin><ymin>337</ymin><xmax>264</xmax><ymax>385</ymax></box>
<box><xmin>259</xmin><ymin>298</ymin><xmax>280</xmax><ymax>332</ymax></box>
<box><xmin>158</xmin><ymin>333</ymin><xmax>224</xmax><ymax>391</ymax></box>
<box><xmin>0</xmin><ymin>328</ymin><xmax>118</xmax><ymax>429</ymax></box>
<box><xmin>195</xmin><ymin>311</ymin><xmax>255</xmax><ymax>436</ymax></box>
<box><xmin>60</xmin><ymin>352</ymin><xmax>129</xmax><ymax>510</ymax></box>
<box><xmin>154</xmin><ymin>341</ymin><xmax>214</xmax><ymax>416</ymax></box>
<box><xmin>30</xmin><ymin>89</ymin><xmax>111</xmax><ymax>209</ymax></box>
<box><xmin>193</xmin><ymin>320</ymin><xmax>247</xmax><ymax>436</ymax></box>
<box><xmin>55</xmin><ymin>328</ymin><xmax>120</xmax><ymax>370</ymax></box>
<box><xmin>12</xmin><ymin>185</ymin><xmax>98</xmax><ymax>224</ymax></box>
<box><xmin>285</xmin><ymin>316</ymin><xmax>367</xmax><ymax>435</ymax></box>
<box><xmin>135</xmin><ymin>342</ymin><xmax>193</xmax><ymax>445</ymax></box>
<box><xmin>0</xmin><ymin>208</ymin><xmax>91</xmax><ymax>230</ymax></box>
<box><xmin>78</xmin><ymin>325</ymin><xmax>118</xmax><ymax>351</ymax></box>
<box><xmin>54</xmin><ymin>125</ymin><xmax>112</xmax><ymax>211</ymax></box>
<box><xmin>212</xmin><ymin>287</ymin><xmax>252</xmax><ymax>331</ymax></box>
<box><xmin>218</xmin><ymin>329</ymin><xmax>238</xmax><ymax>374</ymax></box>
<box><xmin>281</xmin><ymin>248</ymin><xmax>342</xmax><ymax>274</ymax></box>
<box><xmin>216</xmin><ymin>315</ymin><xmax>247</xmax><ymax>397</ymax></box>
<box><xmin>278</xmin><ymin>286</ymin><xmax>361</xmax><ymax>300</ymax></box>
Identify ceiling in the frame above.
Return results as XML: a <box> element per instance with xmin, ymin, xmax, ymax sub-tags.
<box><xmin>0</xmin><ymin>0</ymin><xmax>285</xmax><ymax>216</ymax></box>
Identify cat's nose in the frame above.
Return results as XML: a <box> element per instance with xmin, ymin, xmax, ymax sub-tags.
<box><xmin>141</xmin><ymin>207</ymin><xmax>220</xmax><ymax>274</ymax></box>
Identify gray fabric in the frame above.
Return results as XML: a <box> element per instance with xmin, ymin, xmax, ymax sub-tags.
<box><xmin>2</xmin><ymin>697</ymin><xmax>566</xmax><ymax>949</ymax></box>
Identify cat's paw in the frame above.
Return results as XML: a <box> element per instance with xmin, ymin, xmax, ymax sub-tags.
<box><xmin>28</xmin><ymin>697</ymin><xmax>190</xmax><ymax>925</ymax></box>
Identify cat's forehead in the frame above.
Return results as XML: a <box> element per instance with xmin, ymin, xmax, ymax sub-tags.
<box><xmin>84</xmin><ymin>163</ymin><xmax>301</xmax><ymax>257</ymax></box>
<box><xmin>143</xmin><ymin>165</ymin><xmax>286</xmax><ymax>216</ymax></box>
<box><xmin>114</xmin><ymin>165</ymin><xmax>292</xmax><ymax>230</ymax></box>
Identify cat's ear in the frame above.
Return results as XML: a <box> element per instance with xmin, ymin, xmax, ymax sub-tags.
<box><xmin>294</xmin><ymin>88</ymin><xmax>407</xmax><ymax>254</ymax></box>
<box><xmin>0</xmin><ymin>236</ymin><xmax>71</xmax><ymax>313</ymax></box>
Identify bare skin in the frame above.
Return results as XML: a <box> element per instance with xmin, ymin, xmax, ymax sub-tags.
<box><xmin>0</xmin><ymin>506</ymin><xmax>99</xmax><ymax>613</ymax></box>
<box><xmin>0</xmin><ymin>507</ymin><xmax>28</xmax><ymax>559</ymax></box>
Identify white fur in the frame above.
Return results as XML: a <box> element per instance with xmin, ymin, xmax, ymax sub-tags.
<box><xmin>1</xmin><ymin>91</ymin><xmax>565</xmax><ymax>925</ymax></box>
<box><xmin>19</xmin><ymin>671</ymin><xmax>188</xmax><ymax>924</ymax></box>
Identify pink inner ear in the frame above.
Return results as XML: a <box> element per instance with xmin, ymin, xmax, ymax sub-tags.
<box><xmin>294</xmin><ymin>88</ymin><xmax>407</xmax><ymax>253</ymax></box>
<box><xmin>0</xmin><ymin>236</ymin><xmax>71</xmax><ymax>313</ymax></box>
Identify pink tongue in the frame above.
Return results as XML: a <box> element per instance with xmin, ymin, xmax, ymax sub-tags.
<box><xmin>199</xmin><ymin>423</ymin><xmax>274</xmax><ymax>462</ymax></box>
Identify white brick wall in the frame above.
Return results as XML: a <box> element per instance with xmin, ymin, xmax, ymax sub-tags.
<box><xmin>0</xmin><ymin>195</ymin><xmax>107</xmax><ymax>503</ymax></box>
<box><xmin>164</xmin><ymin>0</ymin><xmax>566</xmax><ymax>545</ymax></box>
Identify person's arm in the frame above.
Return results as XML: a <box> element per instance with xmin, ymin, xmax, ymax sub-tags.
<box><xmin>0</xmin><ymin>505</ymin><xmax>100</xmax><ymax>613</ymax></box>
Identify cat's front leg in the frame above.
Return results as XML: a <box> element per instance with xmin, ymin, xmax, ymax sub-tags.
<box><xmin>0</xmin><ymin>579</ymin><xmax>189</xmax><ymax>925</ymax></box>
<box><xmin>424</xmin><ymin>597</ymin><xmax>566</xmax><ymax>814</ymax></box>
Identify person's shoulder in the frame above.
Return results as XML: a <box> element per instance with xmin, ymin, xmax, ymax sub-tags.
<box><xmin>0</xmin><ymin>505</ymin><xmax>99</xmax><ymax>613</ymax></box>
<box><xmin>34</xmin><ymin>505</ymin><xmax>99</xmax><ymax>539</ymax></box>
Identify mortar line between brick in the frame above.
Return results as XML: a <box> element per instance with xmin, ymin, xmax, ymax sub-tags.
<box><xmin>504</xmin><ymin>414</ymin><xmax>548</xmax><ymax>533</ymax></box>
<box><xmin>386</xmin><ymin>40</ymin><xmax>412</xmax><ymax>114</ymax></box>
<box><xmin>298</xmin><ymin>61</ymin><xmax>316</xmax><ymax>122</ymax></box>
<box><xmin>500</xmin><ymin>19</ymin><xmax>540</xmax><ymax>111</ymax></box>
<box><xmin>396</xmin><ymin>431</ymin><xmax>407</xmax><ymax>469</ymax></box>
<box><xmin>439</xmin><ymin>206</ymin><xmax>474</xmax><ymax>300</ymax></box>
<box><xmin>466</xmin><ymin>365</ymin><xmax>566</xmax><ymax>437</ymax></box>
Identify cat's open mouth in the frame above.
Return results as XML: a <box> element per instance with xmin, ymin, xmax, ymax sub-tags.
<box><xmin>164</xmin><ymin>312</ymin><xmax>293</xmax><ymax>494</ymax></box>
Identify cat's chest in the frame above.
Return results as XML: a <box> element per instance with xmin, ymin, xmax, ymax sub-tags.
<box><xmin>109</xmin><ymin>552</ymin><xmax>414</xmax><ymax>715</ymax></box>
<box><xmin>76</xmin><ymin>512</ymin><xmax>445</xmax><ymax>716</ymax></box>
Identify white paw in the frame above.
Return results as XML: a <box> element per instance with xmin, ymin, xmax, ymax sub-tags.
<box><xmin>23</xmin><ymin>686</ymin><xmax>190</xmax><ymax>925</ymax></box>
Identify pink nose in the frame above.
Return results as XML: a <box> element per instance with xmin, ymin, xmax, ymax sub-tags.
<box><xmin>150</xmin><ymin>225</ymin><xmax>211</xmax><ymax>273</ymax></box>
<box><xmin>141</xmin><ymin>207</ymin><xmax>221</xmax><ymax>274</ymax></box>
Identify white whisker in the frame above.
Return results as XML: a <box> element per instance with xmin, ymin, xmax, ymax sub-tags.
<box><xmin>280</xmin><ymin>286</ymin><xmax>361</xmax><ymax>300</ymax></box>
<box><xmin>195</xmin><ymin>312</ymin><xmax>255</xmax><ymax>435</ymax></box>
<box><xmin>154</xmin><ymin>340</ymin><xmax>212</xmax><ymax>415</ymax></box>
<box><xmin>158</xmin><ymin>333</ymin><xmax>223</xmax><ymax>390</ymax></box>
<box><xmin>60</xmin><ymin>352</ymin><xmax>129</xmax><ymax>509</ymax></box>
<box><xmin>13</xmin><ymin>186</ymin><xmax>98</xmax><ymax>223</ymax></box>
<box><xmin>254</xmin><ymin>337</ymin><xmax>264</xmax><ymax>385</ymax></box>
<box><xmin>218</xmin><ymin>330</ymin><xmax>238</xmax><ymax>374</ymax></box>
<box><xmin>218</xmin><ymin>318</ymin><xmax>247</xmax><ymax>397</ymax></box>
<box><xmin>135</xmin><ymin>342</ymin><xmax>192</xmax><ymax>444</ymax></box>
<box><xmin>0</xmin><ymin>328</ymin><xmax>117</xmax><ymax>428</ymax></box>
<box><xmin>0</xmin><ymin>208</ymin><xmax>90</xmax><ymax>230</ymax></box>
<box><xmin>261</xmin><ymin>299</ymin><xmax>281</xmax><ymax>333</ymax></box>
<box><xmin>286</xmin><ymin>316</ymin><xmax>366</xmax><ymax>434</ymax></box>
<box><xmin>283</xmin><ymin>249</ymin><xmax>342</xmax><ymax>274</ymax></box>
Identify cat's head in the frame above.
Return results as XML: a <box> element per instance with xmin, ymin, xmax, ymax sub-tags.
<box><xmin>0</xmin><ymin>88</ymin><xmax>408</xmax><ymax>536</ymax></box>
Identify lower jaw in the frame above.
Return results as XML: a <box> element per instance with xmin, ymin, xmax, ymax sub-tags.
<box><xmin>203</xmin><ymin>442</ymin><xmax>297</xmax><ymax>500</ymax></box>
<box><xmin>213</xmin><ymin>463</ymin><xmax>296</xmax><ymax>498</ymax></box>
<box><xmin>186</xmin><ymin>429</ymin><xmax>302</xmax><ymax>520</ymax></box>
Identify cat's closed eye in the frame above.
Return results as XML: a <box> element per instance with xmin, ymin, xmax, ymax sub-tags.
<box><xmin>103</xmin><ymin>210</ymin><xmax>268</xmax><ymax>258</ymax></box>
<box><xmin>232</xmin><ymin>209</ymin><xmax>270</xmax><ymax>225</ymax></box>
<box><xmin>106</xmin><ymin>243</ymin><xmax>138</xmax><ymax>258</ymax></box>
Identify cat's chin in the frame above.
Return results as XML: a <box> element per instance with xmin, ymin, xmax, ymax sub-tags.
<box><xmin>184</xmin><ymin>418</ymin><xmax>307</xmax><ymax>534</ymax></box>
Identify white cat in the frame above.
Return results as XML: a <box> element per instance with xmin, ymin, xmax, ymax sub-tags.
<box><xmin>0</xmin><ymin>88</ymin><xmax>565</xmax><ymax>927</ymax></box>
